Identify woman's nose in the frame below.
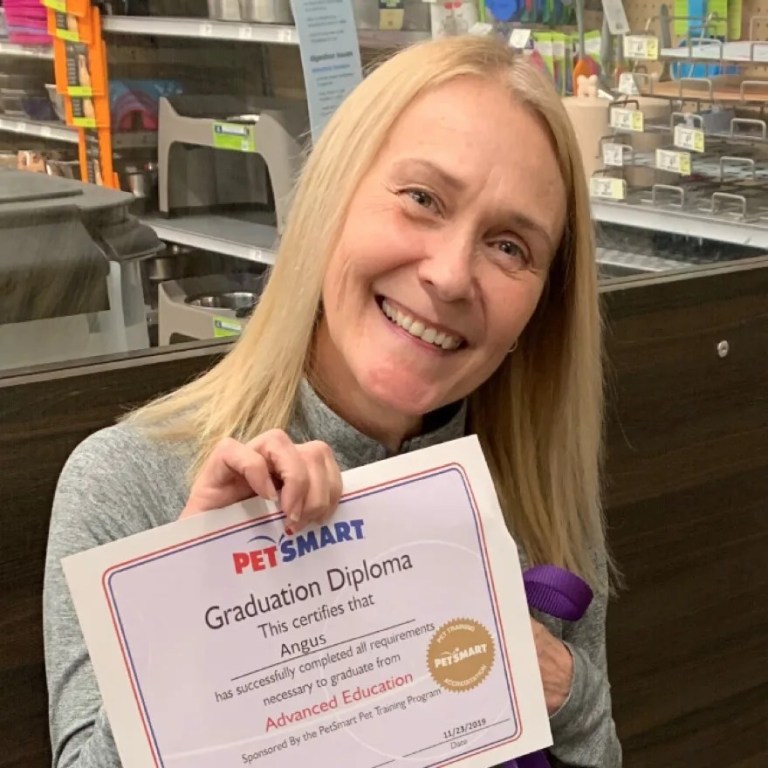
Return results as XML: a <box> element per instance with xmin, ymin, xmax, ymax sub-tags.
<box><xmin>417</xmin><ymin>233</ymin><xmax>477</xmax><ymax>303</ymax></box>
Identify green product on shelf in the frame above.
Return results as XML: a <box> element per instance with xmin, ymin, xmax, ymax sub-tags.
<box><xmin>212</xmin><ymin>122</ymin><xmax>256</xmax><ymax>153</ymax></box>
<box><xmin>673</xmin><ymin>0</ymin><xmax>689</xmax><ymax>37</ymax></box>
<box><xmin>728</xmin><ymin>0</ymin><xmax>742</xmax><ymax>40</ymax></box>
<box><xmin>708</xmin><ymin>0</ymin><xmax>728</xmax><ymax>37</ymax></box>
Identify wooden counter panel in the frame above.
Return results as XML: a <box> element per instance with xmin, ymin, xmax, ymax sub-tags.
<box><xmin>0</xmin><ymin>345</ymin><xmax>227</xmax><ymax>768</ymax></box>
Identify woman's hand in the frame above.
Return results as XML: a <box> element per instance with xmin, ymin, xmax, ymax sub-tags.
<box><xmin>531</xmin><ymin>618</ymin><xmax>574</xmax><ymax>715</ymax></box>
<box><xmin>180</xmin><ymin>430</ymin><xmax>342</xmax><ymax>532</ymax></box>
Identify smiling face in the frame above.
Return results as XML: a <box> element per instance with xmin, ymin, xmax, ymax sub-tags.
<box><xmin>312</xmin><ymin>75</ymin><xmax>567</xmax><ymax>445</ymax></box>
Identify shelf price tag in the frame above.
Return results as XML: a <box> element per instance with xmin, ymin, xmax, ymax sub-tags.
<box><xmin>590</xmin><ymin>177</ymin><xmax>627</xmax><ymax>200</ymax></box>
<box><xmin>213</xmin><ymin>316</ymin><xmax>243</xmax><ymax>338</ymax></box>
<box><xmin>610</xmin><ymin>107</ymin><xmax>644</xmax><ymax>132</ymax></box>
<box><xmin>655</xmin><ymin>148</ymin><xmax>692</xmax><ymax>175</ymax></box>
<box><xmin>623</xmin><ymin>35</ymin><xmax>659</xmax><ymax>60</ymax></box>
<box><xmin>509</xmin><ymin>29</ymin><xmax>532</xmax><ymax>49</ymax></box>
<box><xmin>673</xmin><ymin>125</ymin><xmax>705</xmax><ymax>153</ymax></box>
<box><xmin>212</xmin><ymin>122</ymin><xmax>256</xmax><ymax>153</ymax></box>
<box><xmin>617</xmin><ymin>72</ymin><xmax>640</xmax><ymax>96</ymax></box>
<box><xmin>602</xmin><ymin>142</ymin><xmax>627</xmax><ymax>167</ymax></box>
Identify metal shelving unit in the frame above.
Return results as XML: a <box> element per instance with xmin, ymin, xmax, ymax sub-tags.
<box><xmin>140</xmin><ymin>213</ymin><xmax>277</xmax><ymax>265</ymax></box>
<box><xmin>0</xmin><ymin>41</ymin><xmax>54</xmax><ymax>60</ymax></box>
<box><xmin>592</xmin><ymin>199</ymin><xmax>768</xmax><ymax>248</ymax></box>
<box><xmin>101</xmin><ymin>15</ymin><xmax>428</xmax><ymax>48</ymax></box>
<box><xmin>0</xmin><ymin>116</ymin><xmax>78</xmax><ymax>144</ymax></box>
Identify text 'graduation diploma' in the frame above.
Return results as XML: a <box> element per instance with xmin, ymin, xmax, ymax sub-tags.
<box><xmin>63</xmin><ymin>436</ymin><xmax>552</xmax><ymax>767</ymax></box>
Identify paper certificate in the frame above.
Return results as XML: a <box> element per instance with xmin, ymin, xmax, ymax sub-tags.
<box><xmin>63</xmin><ymin>436</ymin><xmax>552</xmax><ymax>767</ymax></box>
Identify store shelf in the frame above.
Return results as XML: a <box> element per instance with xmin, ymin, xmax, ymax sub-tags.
<box><xmin>597</xmin><ymin>247</ymin><xmax>690</xmax><ymax>274</ymax></box>
<box><xmin>641</xmin><ymin>79</ymin><xmax>768</xmax><ymax>104</ymax></box>
<box><xmin>660</xmin><ymin>41</ymin><xmax>768</xmax><ymax>64</ymax></box>
<box><xmin>0</xmin><ymin>40</ymin><xmax>54</xmax><ymax>60</ymax></box>
<box><xmin>0</xmin><ymin>116</ymin><xmax>78</xmax><ymax>144</ymax></box>
<box><xmin>141</xmin><ymin>212</ymin><xmax>277</xmax><ymax>264</ymax></box>
<box><xmin>592</xmin><ymin>199</ymin><xmax>768</xmax><ymax>249</ymax></box>
<box><xmin>102</xmin><ymin>15</ymin><xmax>298</xmax><ymax>44</ymax></box>
<box><xmin>101</xmin><ymin>15</ymin><xmax>428</xmax><ymax>48</ymax></box>
<box><xmin>112</xmin><ymin>131</ymin><xmax>158</xmax><ymax>149</ymax></box>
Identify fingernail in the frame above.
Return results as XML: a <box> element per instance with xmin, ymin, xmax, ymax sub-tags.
<box><xmin>289</xmin><ymin>513</ymin><xmax>301</xmax><ymax>524</ymax></box>
<box><xmin>284</xmin><ymin>526</ymin><xmax>294</xmax><ymax>536</ymax></box>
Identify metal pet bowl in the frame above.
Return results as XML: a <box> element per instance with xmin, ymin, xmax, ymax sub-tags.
<box><xmin>186</xmin><ymin>291</ymin><xmax>257</xmax><ymax>311</ymax></box>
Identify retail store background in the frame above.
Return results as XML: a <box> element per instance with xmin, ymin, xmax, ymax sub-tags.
<box><xmin>1</xmin><ymin>259</ymin><xmax>767</xmax><ymax>768</ymax></box>
<box><xmin>2</xmin><ymin>0</ymin><xmax>768</xmax><ymax>764</ymax></box>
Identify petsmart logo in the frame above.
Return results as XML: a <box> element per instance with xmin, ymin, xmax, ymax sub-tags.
<box><xmin>233</xmin><ymin>519</ymin><xmax>365</xmax><ymax>574</ymax></box>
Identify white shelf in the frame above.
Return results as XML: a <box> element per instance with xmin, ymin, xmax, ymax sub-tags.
<box><xmin>0</xmin><ymin>116</ymin><xmax>78</xmax><ymax>144</ymax></box>
<box><xmin>0</xmin><ymin>40</ymin><xmax>54</xmax><ymax>60</ymax></box>
<box><xmin>660</xmin><ymin>40</ymin><xmax>768</xmax><ymax>63</ymax></box>
<box><xmin>103</xmin><ymin>15</ymin><xmax>298</xmax><ymax>44</ymax></box>
<box><xmin>141</xmin><ymin>212</ymin><xmax>277</xmax><ymax>265</ymax></box>
<box><xmin>592</xmin><ymin>200</ymin><xmax>768</xmax><ymax>250</ymax></box>
<box><xmin>101</xmin><ymin>15</ymin><xmax>428</xmax><ymax>48</ymax></box>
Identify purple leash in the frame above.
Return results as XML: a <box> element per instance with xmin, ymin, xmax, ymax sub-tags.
<box><xmin>502</xmin><ymin>565</ymin><xmax>594</xmax><ymax>768</ymax></box>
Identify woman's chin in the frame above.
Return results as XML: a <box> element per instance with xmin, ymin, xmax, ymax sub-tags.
<box><xmin>362</xmin><ymin>369</ymin><xmax>446</xmax><ymax>418</ymax></box>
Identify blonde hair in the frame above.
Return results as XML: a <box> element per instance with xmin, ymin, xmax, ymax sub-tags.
<box><xmin>128</xmin><ymin>36</ymin><xmax>608</xmax><ymax>588</ymax></box>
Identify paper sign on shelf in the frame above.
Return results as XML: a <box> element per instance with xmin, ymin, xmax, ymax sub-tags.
<box><xmin>601</xmin><ymin>0</ymin><xmax>630</xmax><ymax>35</ymax></box>
<box><xmin>291</xmin><ymin>0</ymin><xmax>363</xmax><ymax>142</ymax></box>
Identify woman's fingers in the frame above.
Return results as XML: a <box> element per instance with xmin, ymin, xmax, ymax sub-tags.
<box><xmin>180</xmin><ymin>432</ymin><xmax>343</xmax><ymax>528</ymax></box>
<box><xmin>248</xmin><ymin>430</ymin><xmax>310</xmax><ymax>525</ymax></box>
<box><xmin>181</xmin><ymin>438</ymin><xmax>280</xmax><ymax>518</ymax></box>
<box><xmin>295</xmin><ymin>442</ymin><xmax>338</xmax><ymax>529</ymax></box>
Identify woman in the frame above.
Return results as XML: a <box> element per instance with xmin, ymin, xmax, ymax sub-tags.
<box><xmin>44</xmin><ymin>35</ymin><xmax>620</xmax><ymax>767</ymax></box>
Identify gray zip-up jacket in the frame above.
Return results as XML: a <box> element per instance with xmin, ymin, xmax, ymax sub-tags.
<box><xmin>43</xmin><ymin>381</ymin><xmax>621</xmax><ymax>767</ymax></box>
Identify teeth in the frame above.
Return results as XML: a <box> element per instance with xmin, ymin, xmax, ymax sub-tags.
<box><xmin>380</xmin><ymin>299</ymin><xmax>462</xmax><ymax>351</ymax></box>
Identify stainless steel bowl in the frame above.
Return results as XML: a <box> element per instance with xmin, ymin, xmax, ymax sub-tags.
<box><xmin>186</xmin><ymin>291</ymin><xmax>257</xmax><ymax>311</ymax></box>
<box><xmin>238</xmin><ymin>0</ymin><xmax>293</xmax><ymax>24</ymax></box>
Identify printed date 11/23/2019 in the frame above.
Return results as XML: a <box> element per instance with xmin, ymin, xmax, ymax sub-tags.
<box><xmin>443</xmin><ymin>718</ymin><xmax>487</xmax><ymax>740</ymax></box>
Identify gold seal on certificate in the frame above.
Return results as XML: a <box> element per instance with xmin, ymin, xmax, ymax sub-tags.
<box><xmin>427</xmin><ymin>618</ymin><xmax>496</xmax><ymax>692</ymax></box>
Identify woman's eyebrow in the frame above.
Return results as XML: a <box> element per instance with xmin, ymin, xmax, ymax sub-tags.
<box><xmin>390</xmin><ymin>158</ymin><xmax>466</xmax><ymax>193</ymax></box>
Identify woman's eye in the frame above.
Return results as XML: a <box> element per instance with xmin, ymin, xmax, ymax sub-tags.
<box><xmin>407</xmin><ymin>189</ymin><xmax>437</xmax><ymax>210</ymax></box>
<box><xmin>495</xmin><ymin>240</ymin><xmax>527</xmax><ymax>261</ymax></box>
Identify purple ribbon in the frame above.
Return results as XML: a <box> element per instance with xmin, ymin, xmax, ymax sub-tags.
<box><xmin>501</xmin><ymin>565</ymin><xmax>594</xmax><ymax>768</ymax></box>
